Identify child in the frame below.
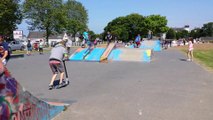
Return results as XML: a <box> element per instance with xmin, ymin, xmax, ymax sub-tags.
<box><xmin>48</xmin><ymin>39</ymin><xmax>68</xmax><ymax>90</ymax></box>
<box><xmin>83</xmin><ymin>31</ymin><xmax>93</xmax><ymax>56</ymax></box>
<box><xmin>187</xmin><ymin>39</ymin><xmax>194</xmax><ymax>61</ymax></box>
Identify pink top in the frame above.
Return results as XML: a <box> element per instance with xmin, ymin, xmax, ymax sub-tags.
<box><xmin>188</xmin><ymin>41</ymin><xmax>193</xmax><ymax>51</ymax></box>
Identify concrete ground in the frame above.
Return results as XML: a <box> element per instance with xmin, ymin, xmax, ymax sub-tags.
<box><xmin>7</xmin><ymin>48</ymin><xmax>213</xmax><ymax>120</ymax></box>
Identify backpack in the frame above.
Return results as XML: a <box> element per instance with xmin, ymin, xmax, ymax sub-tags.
<box><xmin>27</xmin><ymin>42</ymin><xmax>31</xmax><ymax>47</ymax></box>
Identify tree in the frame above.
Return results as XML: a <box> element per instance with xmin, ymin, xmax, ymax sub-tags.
<box><xmin>166</xmin><ymin>28</ymin><xmax>176</xmax><ymax>39</ymax></box>
<box><xmin>201</xmin><ymin>22</ymin><xmax>213</xmax><ymax>37</ymax></box>
<box><xmin>0</xmin><ymin>0</ymin><xmax>22</xmax><ymax>36</ymax></box>
<box><xmin>104</xmin><ymin>16</ymin><xmax>131</xmax><ymax>41</ymax></box>
<box><xmin>176</xmin><ymin>30</ymin><xmax>189</xmax><ymax>39</ymax></box>
<box><xmin>190</xmin><ymin>28</ymin><xmax>202</xmax><ymax>38</ymax></box>
<box><xmin>23</xmin><ymin>0</ymin><xmax>63</xmax><ymax>44</ymax></box>
<box><xmin>104</xmin><ymin>13</ymin><xmax>168</xmax><ymax>41</ymax></box>
<box><xmin>63</xmin><ymin>0</ymin><xmax>88</xmax><ymax>40</ymax></box>
<box><xmin>144</xmin><ymin>15</ymin><xmax>169</xmax><ymax>36</ymax></box>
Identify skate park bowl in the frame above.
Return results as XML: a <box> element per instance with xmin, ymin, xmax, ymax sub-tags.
<box><xmin>129</xmin><ymin>40</ymin><xmax>161</xmax><ymax>51</ymax></box>
<box><xmin>0</xmin><ymin>67</ymin><xmax>68</xmax><ymax>120</ymax></box>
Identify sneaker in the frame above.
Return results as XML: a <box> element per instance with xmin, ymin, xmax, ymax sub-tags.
<box><xmin>187</xmin><ymin>59</ymin><xmax>191</xmax><ymax>61</ymax></box>
<box><xmin>65</xmin><ymin>80</ymin><xmax>69</xmax><ymax>85</ymax></box>
<box><xmin>49</xmin><ymin>85</ymin><xmax>54</xmax><ymax>90</ymax></box>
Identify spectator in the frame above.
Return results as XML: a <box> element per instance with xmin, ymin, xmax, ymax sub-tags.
<box><xmin>39</xmin><ymin>39</ymin><xmax>44</xmax><ymax>54</ymax></box>
<box><xmin>187</xmin><ymin>38</ymin><xmax>194</xmax><ymax>61</ymax></box>
<box><xmin>26</xmin><ymin>40</ymin><xmax>32</xmax><ymax>55</ymax></box>
<box><xmin>93</xmin><ymin>38</ymin><xmax>98</xmax><ymax>48</ymax></box>
<box><xmin>0</xmin><ymin>35</ymin><xmax>10</xmax><ymax>65</ymax></box>
<box><xmin>66</xmin><ymin>39</ymin><xmax>72</xmax><ymax>55</ymax></box>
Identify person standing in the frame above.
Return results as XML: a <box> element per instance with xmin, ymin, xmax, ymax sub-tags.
<box><xmin>39</xmin><ymin>39</ymin><xmax>44</xmax><ymax>54</ymax></box>
<box><xmin>93</xmin><ymin>38</ymin><xmax>98</xmax><ymax>48</ymax></box>
<box><xmin>187</xmin><ymin>38</ymin><xmax>194</xmax><ymax>61</ymax></box>
<box><xmin>48</xmin><ymin>39</ymin><xmax>68</xmax><ymax>90</ymax></box>
<box><xmin>66</xmin><ymin>39</ymin><xmax>72</xmax><ymax>55</ymax></box>
<box><xmin>105</xmin><ymin>31</ymin><xmax>112</xmax><ymax>46</ymax></box>
<box><xmin>26</xmin><ymin>40</ymin><xmax>32</xmax><ymax>55</ymax></box>
<box><xmin>0</xmin><ymin>35</ymin><xmax>10</xmax><ymax>65</ymax></box>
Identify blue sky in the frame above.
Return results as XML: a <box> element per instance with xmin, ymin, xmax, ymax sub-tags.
<box><xmin>18</xmin><ymin>0</ymin><xmax>213</xmax><ymax>35</ymax></box>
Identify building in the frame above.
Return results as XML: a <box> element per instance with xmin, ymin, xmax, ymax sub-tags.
<box><xmin>27</xmin><ymin>31</ymin><xmax>72</xmax><ymax>46</ymax></box>
<box><xmin>172</xmin><ymin>25</ymin><xmax>190</xmax><ymax>32</ymax></box>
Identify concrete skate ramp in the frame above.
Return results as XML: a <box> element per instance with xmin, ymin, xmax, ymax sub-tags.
<box><xmin>69</xmin><ymin>48</ymin><xmax>105</xmax><ymax>62</ymax></box>
<box><xmin>108</xmin><ymin>48</ymin><xmax>152</xmax><ymax>62</ymax></box>
<box><xmin>69</xmin><ymin>48</ymin><xmax>87</xmax><ymax>61</ymax></box>
<box><xmin>100</xmin><ymin>43</ymin><xmax>116</xmax><ymax>62</ymax></box>
<box><xmin>0</xmin><ymin>68</ymin><xmax>68</xmax><ymax>120</ymax></box>
<box><xmin>84</xmin><ymin>48</ymin><xmax>105</xmax><ymax>61</ymax></box>
<box><xmin>129</xmin><ymin>40</ymin><xmax>161</xmax><ymax>51</ymax></box>
<box><xmin>140</xmin><ymin>40</ymin><xmax>161</xmax><ymax>51</ymax></box>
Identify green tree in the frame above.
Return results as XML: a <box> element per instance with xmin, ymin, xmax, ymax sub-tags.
<box><xmin>144</xmin><ymin>15</ymin><xmax>169</xmax><ymax>36</ymax></box>
<box><xmin>104</xmin><ymin>16</ymin><xmax>129</xmax><ymax>41</ymax></box>
<box><xmin>104</xmin><ymin>13</ymin><xmax>168</xmax><ymax>41</ymax></box>
<box><xmin>63</xmin><ymin>0</ymin><xmax>88</xmax><ymax>40</ymax></box>
<box><xmin>0</xmin><ymin>0</ymin><xmax>22</xmax><ymax>36</ymax></box>
<box><xmin>176</xmin><ymin>30</ymin><xmax>189</xmax><ymax>39</ymax></box>
<box><xmin>23</xmin><ymin>0</ymin><xmax>63</xmax><ymax>44</ymax></box>
<box><xmin>190</xmin><ymin>28</ymin><xmax>202</xmax><ymax>38</ymax></box>
<box><xmin>201</xmin><ymin>22</ymin><xmax>213</xmax><ymax>37</ymax></box>
<box><xmin>166</xmin><ymin>28</ymin><xmax>176</xmax><ymax>39</ymax></box>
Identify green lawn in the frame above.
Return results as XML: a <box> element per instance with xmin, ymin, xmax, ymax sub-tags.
<box><xmin>177</xmin><ymin>43</ymin><xmax>213</xmax><ymax>71</ymax></box>
<box><xmin>194</xmin><ymin>50</ymin><xmax>213</xmax><ymax>69</ymax></box>
<box><xmin>11</xmin><ymin>48</ymin><xmax>51</xmax><ymax>55</ymax></box>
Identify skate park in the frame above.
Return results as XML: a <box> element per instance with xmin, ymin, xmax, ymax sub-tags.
<box><xmin>2</xmin><ymin>39</ymin><xmax>213</xmax><ymax>120</ymax></box>
<box><xmin>69</xmin><ymin>40</ymin><xmax>161</xmax><ymax>62</ymax></box>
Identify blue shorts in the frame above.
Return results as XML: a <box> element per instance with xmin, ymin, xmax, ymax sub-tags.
<box><xmin>27</xmin><ymin>47</ymin><xmax>32</xmax><ymax>51</ymax></box>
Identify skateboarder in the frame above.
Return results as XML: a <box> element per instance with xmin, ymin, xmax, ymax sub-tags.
<box><xmin>83</xmin><ymin>31</ymin><xmax>93</xmax><ymax>56</ymax></box>
<box><xmin>135</xmin><ymin>34</ymin><xmax>141</xmax><ymax>48</ymax></box>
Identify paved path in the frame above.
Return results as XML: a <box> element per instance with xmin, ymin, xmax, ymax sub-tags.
<box><xmin>7</xmin><ymin>49</ymin><xmax>213</xmax><ymax>120</ymax></box>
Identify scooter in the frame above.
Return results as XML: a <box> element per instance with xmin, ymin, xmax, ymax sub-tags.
<box><xmin>62</xmin><ymin>60</ymin><xmax>70</xmax><ymax>86</ymax></box>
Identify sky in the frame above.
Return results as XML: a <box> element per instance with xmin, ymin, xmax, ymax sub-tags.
<box><xmin>18</xmin><ymin>0</ymin><xmax>213</xmax><ymax>35</ymax></box>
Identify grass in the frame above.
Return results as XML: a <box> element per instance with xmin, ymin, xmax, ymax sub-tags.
<box><xmin>194</xmin><ymin>50</ymin><xmax>213</xmax><ymax>69</ymax></box>
<box><xmin>176</xmin><ymin>43</ymin><xmax>213</xmax><ymax>71</ymax></box>
<box><xmin>11</xmin><ymin>48</ymin><xmax>51</xmax><ymax>55</ymax></box>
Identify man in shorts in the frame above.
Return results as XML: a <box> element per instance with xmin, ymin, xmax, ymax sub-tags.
<box><xmin>48</xmin><ymin>39</ymin><xmax>68</xmax><ymax>90</ymax></box>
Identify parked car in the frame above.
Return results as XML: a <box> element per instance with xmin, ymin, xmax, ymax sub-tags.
<box><xmin>8</xmin><ymin>40</ymin><xmax>25</xmax><ymax>51</ymax></box>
